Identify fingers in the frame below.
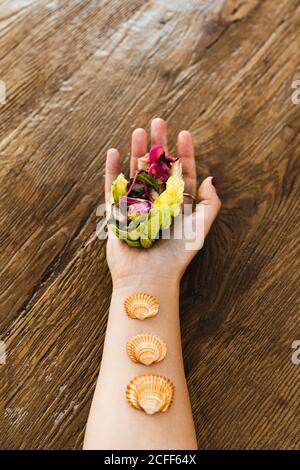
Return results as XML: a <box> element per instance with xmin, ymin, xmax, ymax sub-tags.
<box><xmin>177</xmin><ymin>130</ymin><xmax>196</xmax><ymax>198</ymax></box>
<box><xmin>197</xmin><ymin>176</ymin><xmax>221</xmax><ymax>237</ymax></box>
<box><xmin>130</xmin><ymin>128</ymin><xmax>147</xmax><ymax>176</ymax></box>
<box><xmin>151</xmin><ymin>118</ymin><xmax>168</xmax><ymax>152</ymax></box>
<box><xmin>105</xmin><ymin>148</ymin><xmax>121</xmax><ymax>205</ymax></box>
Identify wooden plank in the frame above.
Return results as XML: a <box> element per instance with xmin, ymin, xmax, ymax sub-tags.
<box><xmin>1</xmin><ymin>0</ymin><xmax>299</xmax><ymax>449</ymax></box>
<box><xmin>0</xmin><ymin>0</ymin><xmax>146</xmax><ymax>329</ymax></box>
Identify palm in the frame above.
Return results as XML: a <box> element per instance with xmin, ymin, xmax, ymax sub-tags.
<box><xmin>105</xmin><ymin>119</ymin><xmax>221</xmax><ymax>285</ymax></box>
<box><xmin>107</xmin><ymin>235</ymin><xmax>192</xmax><ymax>283</ymax></box>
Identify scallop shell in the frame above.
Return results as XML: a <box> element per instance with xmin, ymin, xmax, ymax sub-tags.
<box><xmin>126</xmin><ymin>374</ymin><xmax>175</xmax><ymax>415</ymax></box>
<box><xmin>124</xmin><ymin>293</ymin><xmax>159</xmax><ymax>320</ymax></box>
<box><xmin>126</xmin><ymin>334</ymin><xmax>167</xmax><ymax>366</ymax></box>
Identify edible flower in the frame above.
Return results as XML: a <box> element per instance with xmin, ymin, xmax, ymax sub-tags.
<box><xmin>108</xmin><ymin>146</ymin><xmax>184</xmax><ymax>248</ymax></box>
<box><xmin>148</xmin><ymin>145</ymin><xmax>177</xmax><ymax>182</ymax></box>
<box><xmin>111</xmin><ymin>173</ymin><xmax>128</xmax><ymax>203</ymax></box>
<box><xmin>154</xmin><ymin>160</ymin><xmax>184</xmax><ymax>216</ymax></box>
<box><xmin>119</xmin><ymin>196</ymin><xmax>152</xmax><ymax>218</ymax></box>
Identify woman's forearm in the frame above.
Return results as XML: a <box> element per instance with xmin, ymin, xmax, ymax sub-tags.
<box><xmin>83</xmin><ymin>275</ymin><xmax>197</xmax><ymax>450</ymax></box>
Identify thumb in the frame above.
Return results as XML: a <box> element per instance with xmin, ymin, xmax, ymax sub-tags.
<box><xmin>197</xmin><ymin>176</ymin><xmax>221</xmax><ymax>238</ymax></box>
<box><xmin>182</xmin><ymin>177</ymin><xmax>221</xmax><ymax>253</ymax></box>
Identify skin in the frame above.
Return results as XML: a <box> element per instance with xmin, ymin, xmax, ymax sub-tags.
<box><xmin>83</xmin><ymin>118</ymin><xmax>221</xmax><ymax>450</ymax></box>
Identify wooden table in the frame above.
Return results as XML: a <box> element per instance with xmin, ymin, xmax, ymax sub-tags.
<box><xmin>0</xmin><ymin>0</ymin><xmax>299</xmax><ymax>450</ymax></box>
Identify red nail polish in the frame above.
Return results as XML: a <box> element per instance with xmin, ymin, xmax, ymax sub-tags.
<box><xmin>211</xmin><ymin>177</ymin><xmax>217</xmax><ymax>188</ymax></box>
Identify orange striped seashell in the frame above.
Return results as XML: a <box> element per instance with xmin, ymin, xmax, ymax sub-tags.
<box><xmin>126</xmin><ymin>374</ymin><xmax>175</xmax><ymax>415</ymax></box>
<box><xmin>124</xmin><ymin>293</ymin><xmax>159</xmax><ymax>320</ymax></box>
<box><xmin>126</xmin><ymin>334</ymin><xmax>167</xmax><ymax>366</ymax></box>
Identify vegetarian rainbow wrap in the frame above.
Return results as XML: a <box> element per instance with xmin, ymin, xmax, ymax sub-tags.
<box><xmin>108</xmin><ymin>145</ymin><xmax>184</xmax><ymax>248</ymax></box>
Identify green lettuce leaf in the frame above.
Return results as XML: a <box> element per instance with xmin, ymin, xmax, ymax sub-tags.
<box><xmin>136</xmin><ymin>172</ymin><xmax>159</xmax><ymax>192</ymax></box>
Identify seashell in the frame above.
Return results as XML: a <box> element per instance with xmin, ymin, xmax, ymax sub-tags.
<box><xmin>126</xmin><ymin>334</ymin><xmax>167</xmax><ymax>366</ymax></box>
<box><xmin>126</xmin><ymin>374</ymin><xmax>175</xmax><ymax>415</ymax></box>
<box><xmin>124</xmin><ymin>293</ymin><xmax>159</xmax><ymax>320</ymax></box>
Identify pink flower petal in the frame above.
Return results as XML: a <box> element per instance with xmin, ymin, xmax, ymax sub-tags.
<box><xmin>165</xmin><ymin>155</ymin><xmax>177</xmax><ymax>162</ymax></box>
<box><xmin>160</xmin><ymin>162</ymin><xmax>170</xmax><ymax>173</ymax></box>
<box><xmin>149</xmin><ymin>145</ymin><xmax>165</xmax><ymax>163</ymax></box>
<box><xmin>148</xmin><ymin>162</ymin><xmax>169</xmax><ymax>182</ymax></box>
<box><xmin>128</xmin><ymin>201</ymin><xmax>151</xmax><ymax>216</ymax></box>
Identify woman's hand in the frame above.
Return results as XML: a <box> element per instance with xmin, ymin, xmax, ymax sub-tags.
<box><xmin>105</xmin><ymin>118</ymin><xmax>221</xmax><ymax>288</ymax></box>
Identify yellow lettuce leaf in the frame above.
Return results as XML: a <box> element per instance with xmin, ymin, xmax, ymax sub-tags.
<box><xmin>111</xmin><ymin>173</ymin><xmax>128</xmax><ymax>203</ymax></box>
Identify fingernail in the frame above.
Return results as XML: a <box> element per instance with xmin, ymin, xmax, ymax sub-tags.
<box><xmin>211</xmin><ymin>177</ymin><xmax>217</xmax><ymax>188</ymax></box>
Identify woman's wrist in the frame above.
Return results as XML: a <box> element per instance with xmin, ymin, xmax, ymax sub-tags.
<box><xmin>112</xmin><ymin>273</ymin><xmax>180</xmax><ymax>297</ymax></box>
<box><xmin>109</xmin><ymin>273</ymin><xmax>181</xmax><ymax>329</ymax></box>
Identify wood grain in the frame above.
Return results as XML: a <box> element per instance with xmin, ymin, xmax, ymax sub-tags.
<box><xmin>0</xmin><ymin>0</ymin><xmax>299</xmax><ymax>449</ymax></box>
